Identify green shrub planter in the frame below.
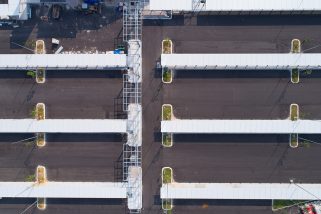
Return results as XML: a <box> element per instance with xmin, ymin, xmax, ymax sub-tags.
<box><xmin>290</xmin><ymin>104</ymin><xmax>299</xmax><ymax>121</ymax></box>
<box><xmin>291</xmin><ymin>39</ymin><xmax>301</xmax><ymax>53</ymax></box>
<box><xmin>291</xmin><ymin>69</ymin><xmax>299</xmax><ymax>84</ymax></box>
<box><xmin>162</xmin><ymin>167</ymin><xmax>173</xmax><ymax>184</ymax></box>
<box><xmin>36</xmin><ymin>68</ymin><xmax>46</xmax><ymax>84</ymax></box>
<box><xmin>162</xmin><ymin>39</ymin><xmax>173</xmax><ymax>54</ymax></box>
<box><xmin>162</xmin><ymin>199</ymin><xmax>173</xmax><ymax>211</ymax></box>
<box><xmin>162</xmin><ymin>67</ymin><xmax>173</xmax><ymax>84</ymax></box>
<box><xmin>290</xmin><ymin>133</ymin><xmax>298</xmax><ymax>148</ymax></box>
<box><xmin>162</xmin><ymin>104</ymin><xmax>172</xmax><ymax>121</ymax></box>
<box><xmin>162</xmin><ymin>133</ymin><xmax>173</xmax><ymax>147</ymax></box>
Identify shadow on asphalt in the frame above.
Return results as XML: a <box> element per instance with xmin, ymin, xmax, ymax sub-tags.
<box><xmin>197</xmin><ymin>15</ymin><xmax>321</xmax><ymax>26</ymax></box>
<box><xmin>174</xmin><ymin>70</ymin><xmax>291</xmax><ymax>79</ymax></box>
<box><xmin>173</xmin><ymin>199</ymin><xmax>272</xmax><ymax>206</ymax></box>
<box><xmin>0</xmin><ymin>70</ymin><xmax>124</xmax><ymax>79</ymax></box>
<box><xmin>0</xmin><ymin>198</ymin><xmax>125</xmax><ymax>205</ymax></box>
<box><xmin>0</xmin><ymin>133</ymin><xmax>124</xmax><ymax>143</ymax></box>
<box><xmin>173</xmin><ymin>134</ymin><xmax>289</xmax><ymax>144</ymax></box>
<box><xmin>173</xmin><ymin>70</ymin><xmax>321</xmax><ymax>79</ymax></box>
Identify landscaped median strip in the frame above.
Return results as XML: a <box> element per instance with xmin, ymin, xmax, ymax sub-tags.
<box><xmin>289</xmin><ymin>104</ymin><xmax>299</xmax><ymax>148</ymax></box>
<box><xmin>162</xmin><ymin>104</ymin><xmax>173</xmax><ymax>147</ymax></box>
<box><xmin>162</xmin><ymin>167</ymin><xmax>173</xmax><ymax>211</ymax></box>
<box><xmin>162</xmin><ymin>38</ymin><xmax>173</xmax><ymax>84</ymax></box>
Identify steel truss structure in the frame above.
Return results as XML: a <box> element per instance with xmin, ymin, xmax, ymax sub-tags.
<box><xmin>123</xmin><ymin>0</ymin><xmax>143</xmax><ymax>212</ymax></box>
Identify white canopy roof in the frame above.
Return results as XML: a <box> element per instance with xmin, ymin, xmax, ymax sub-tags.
<box><xmin>161</xmin><ymin>182</ymin><xmax>321</xmax><ymax>200</ymax></box>
<box><xmin>0</xmin><ymin>119</ymin><xmax>127</xmax><ymax>133</ymax></box>
<box><xmin>161</xmin><ymin>53</ymin><xmax>321</xmax><ymax>70</ymax></box>
<box><xmin>162</xmin><ymin>119</ymin><xmax>321</xmax><ymax>134</ymax></box>
<box><xmin>150</xmin><ymin>0</ymin><xmax>321</xmax><ymax>12</ymax></box>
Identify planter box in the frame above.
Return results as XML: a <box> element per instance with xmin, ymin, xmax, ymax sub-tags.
<box><xmin>37</xmin><ymin>198</ymin><xmax>46</xmax><ymax>210</ymax></box>
<box><xmin>35</xmin><ymin>40</ymin><xmax>46</xmax><ymax>54</ymax></box>
<box><xmin>36</xmin><ymin>165</ymin><xmax>47</xmax><ymax>184</ymax></box>
<box><xmin>162</xmin><ymin>39</ymin><xmax>173</xmax><ymax>54</ymax></box>
<box><xmin>291</xmin><ymin>39</ymin><xmax>301</xmax><ymax>53</ymax></box>
<box><xmin>291</xmin><ymin>68</ymin><xmax>299</xmax><ymax>84</ymax></box>
<box><xmin>290</xmin><ymin>133</ymin><xmax>298</xmax><ymax>148</ymax></box>
<box><xmin>162</xmin><ymin>199</ymin><xmax>173</xmax><ymax>211</ymax></box>
<box><xmin>162</xmin><ymin>104</ymin><xmax>172</xmax><ymax>121</ymax></box>
<box><xmin>36</xmin><ymin>133</ymin><xmax>46</xmax><ymax>147</ymax></box>
<box><xmin>36</xmin><ymin>103</ymin><xmax>46</xmax><ymax>120</ymax></box>
<box><xmin>290</xmin><ymin>104</ymin><xmax>299</xmax><ymax>121</ymax></box>
<box><xmin>162</xmin><ymin>167</ymin><xmax>173</xmax><ymax>184</ymax></box>
<box><xmin>36</xmin><ymin>69</ymin><xmax>46</xmax><ymax>84</ymax></box>
<box><xmin>162</xmin><ymin>133</ymin><xmax>173</xmax><ymax>147</ymax></box>
<box><xmin>162</xmin><ymin>67</ymin><xmax>173</xmax><ymax>84</ymax></box>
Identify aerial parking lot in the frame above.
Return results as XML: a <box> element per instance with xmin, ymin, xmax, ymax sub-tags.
<box><xmin>2</xmin><ymin>0</ymin><xmax>321</xmax><ymax>213</ymax></box>
<box><xmin>143</xmin><ymin>14</ymin><xmax>321</xmax><ymax>214</ymax></box>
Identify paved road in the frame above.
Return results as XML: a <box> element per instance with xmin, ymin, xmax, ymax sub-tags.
<box><xmin>0</xmin><ymin>133</ymin><xmax>124</xmax><ymax>181</ymax></box>
<box><xmin>142</xmin><ymin>15</ymin><xmax>321</xmax><ymax>214</ymax></box>
<box><xmin>0</xmin><ymin>70</ymin><xmax>124</xmax><ymax>119</ymax></box>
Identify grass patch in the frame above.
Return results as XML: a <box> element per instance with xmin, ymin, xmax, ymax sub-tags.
<box><xmin>24</xmin><ymin>140</ymin><xmax>35</xmax><ymax>147</ymax></box>
<box><xmin>272</xmin><ymin>200</ymin><xmax>305</xmax><ymax>210</ymax></box>
<box><xmin>162</xmin><ymin>39</ymin><xmax>172</xmax><ymax>54</ymax></box>
<box><xmin>27</xmin><ymin>70</ymin><xmax>36</xmax><ymax>78</ymax></box>
<box><xmin>290</xmin><ymin>104</ymin><xmax>298</xmax><ymax>121</ymax></box>
<box><xmin>300</xmin><ymin>140</ymin><xmax>311</xmax><ymax>148</ymax></box>
<box><xmin>162</xmin><ymin>67</ymin><xmax>172</xmax><ymax>83</ymax></box>
<box><xmin>162</xmin><ymin>133</ymin><xmax>172</xmax><ymax>147</ymax></box>
<box><xmin>30</xmin><ymin>107</ymin><xmax>37</xmax><ymax>118</ymax></box>
<box><xmin>162</xmin><ymin>167</ymin><xmax>172</xmax><ymax>184</ymax></box>
<box><xmin>24</xmin><ymin>39</ymin><xmax>36</xmax><ymax>49</ymax></box>
<box><xmin>291</xmin><ymin>69</ymin><xmax>299</xmax><ymax>83</ymax></box>
<box><xmin>25</xmin><ymin>174</ymin><xmax>36</xmax><ymax>182</ymax></box>
<box><xmin>290</xmin><ymin>134</ymin><xmax>298</xmax><ymax>148</ymax></box>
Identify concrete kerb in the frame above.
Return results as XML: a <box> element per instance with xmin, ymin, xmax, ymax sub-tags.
<box><xmin>161</xmin><ymin>167</ymin><xmax>173</xmax><ymax>211</ymax></box>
